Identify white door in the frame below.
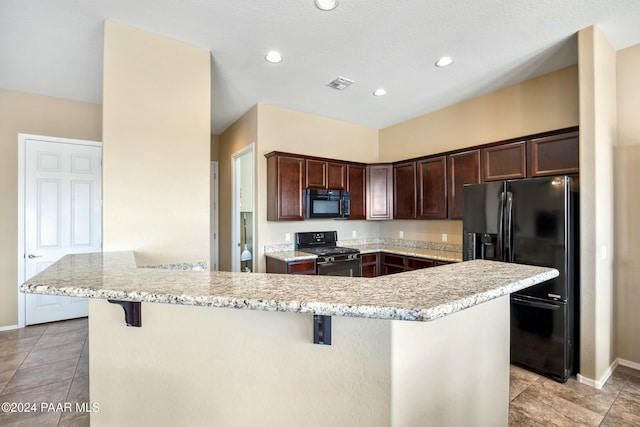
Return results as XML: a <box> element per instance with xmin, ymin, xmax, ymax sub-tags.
<box><xmin>23</xmin><ymin>137</ymin><xmax>102</xmax><ymax>325</ymax></box>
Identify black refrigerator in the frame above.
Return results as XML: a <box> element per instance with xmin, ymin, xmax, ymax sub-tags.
<box><xmin>462</xmin><ymin>176</ymin><xmax>579</xmax><ymax>382</ymax></box>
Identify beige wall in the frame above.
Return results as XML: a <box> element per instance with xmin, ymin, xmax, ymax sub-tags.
<box><xmin>89</xmin><ymin>293</ymin><xmax>509</xmax><ymax>426</ymax></box>
<box><xmin>377</xmin><ymin>66</ymin><xmax>580</xmax><ymax>245</ymax></box>
<box><xmin>379</xmin><ymin>66</ymin><xmax>579</xmax><ymax>162</ymax></box>
<box><xmin>255</xmin><ymin>104</ymin><xmax>381</xmax><ymax>273</ymax></box>
<box><xmin>102</xmin><ymin>21</ymin><xmax>210</xmax><ymax>266</ymax></box>
<box><xmin>0</xmin><ymin>89</ymin><xmax>101</xmax><ymax>327</ymax></box>
<box><xmin>210</xmin><ymin>134</ymin><xmax>220</xmax><ymax>161</ymax></box>
<box><xmin>219</xmin><ymin>104</ymin><xmax>380</xmax><ymax>272</ymax></box>
<box><xmin>218</xmin><ymin>106</ymin><xmax>257</xmax><ymax>271</ymax></box>
<box><xmin>578</xmin><ymin>26</ymin><xmax>617</xmax><ymax>382</ymax></box>
<box><xmin>614</xmin><ymin>43</ymin><xmax>640</xmax><ymax>365</ymax></box>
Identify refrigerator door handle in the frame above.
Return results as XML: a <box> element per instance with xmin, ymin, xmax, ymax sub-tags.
<box><xmin>497</xmin><ymin>191</ymin><xmax>505</xmax><ymax>260</ymax></box>
<box><xmin>512</xmin><ymin>296</ymin><xmax>561</xmax><ymax>310</ymax></box>
<box><xmin>506</xmin><ymin>191</ymin><xmax>514</xmax><ymax>262</ymax></box>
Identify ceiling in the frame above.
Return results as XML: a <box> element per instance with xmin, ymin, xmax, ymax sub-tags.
<box><xmin>2</xmin><ymin>0</ymin><xmax>640</xmax><ymax>135</ymax></box>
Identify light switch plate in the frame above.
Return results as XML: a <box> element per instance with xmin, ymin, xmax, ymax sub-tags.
<box><xmin>399</xmin><ymin>231</ymin><xmax>404</xmax><ymax>239</ymax></box>
<box><xmin>352</xmin><ymin>230</ymin><xmax>357</xmax><ymax>238</ymax></box>
<box><xmin>285</xmin><ymin>233</ymin><xmax>291</xmax><ymax>242</ymax></box>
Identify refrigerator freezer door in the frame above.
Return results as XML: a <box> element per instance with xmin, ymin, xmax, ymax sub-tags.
<box><xmin>507</xmin><ymin>176</ymin><xmax>572</xmax><ymax>300</ymax></box>
<box><xmin>510</xmin><ymin>295</ymin><xmax>572</xmax><ymax>382</ymax></box>
<box><xmin>462</xmin><ymin>181</ymin><xmax>505</xmax><ymax>261</ymax></box>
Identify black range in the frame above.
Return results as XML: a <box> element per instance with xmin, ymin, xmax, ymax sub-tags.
<box><xmin>295</xmin><ymin>231</ymin><xmax>361</xmax><ymax>277</ymax></box>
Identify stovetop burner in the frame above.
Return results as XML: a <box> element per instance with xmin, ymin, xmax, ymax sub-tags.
<box><xmin>294</xmin><ymin>231</ymin><xmax>360</xmax><ymax>257</ymax></box>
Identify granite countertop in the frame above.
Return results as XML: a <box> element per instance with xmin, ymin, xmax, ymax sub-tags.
<box><xmin>352</xmin><ymin>244</ymin><xmax>462</xmax><ymax>262</ymax></box>
<box><xmin>263</xmin><ymin>251</ymin><xmax>317</xmax><ymax>262</ymax></box>
<box><xmin>265</xmin><ymin>244</ymin><xmax>461</xmax><ymax>263</ymax></box>
<box><xmin>20</xmin><ymin>251</ymin><xmax>557</xmax><ymax>322</ymax></box>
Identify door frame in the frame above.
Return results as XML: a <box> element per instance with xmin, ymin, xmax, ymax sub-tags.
<box><xmin>210</xmin><ymin>161</ymin><xmax>219</xmax><ymax>271</ymax></box>
<box><xmin>231</xmin><ymin>143</ymin><xmax>255</xmax><ymax>272</ymax></box>
<box><xmin>17</xmin><ymin>133</ymin><xmax>102</xmax><ymax>328</ymax></box>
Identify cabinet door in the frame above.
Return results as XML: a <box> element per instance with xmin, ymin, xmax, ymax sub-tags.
<box><xmin>327</xmin><ymin>162</ymin><xmax>347</xmax><ymax>190</ymax></box>
<box><xmin>483</xmin><ymin>141</ymin><xmax>526</xmax><ymax>181</ymax></box>
<box><xmin>287</xmin><ymin>260</ymin><xmax>317</xmax><ymax>275</ymax></box>
<box><xmin>306</xmin><ymin>159</ymin><xmax>327</xmax><ymax>189</ymax></box>
<box><xmin>361</xmin><ymin>253</ymin><xmax>379</xmax><ymax>278</ymax></box>
<box><xmin>393</xmin><ymin>161</ymin><xmax>417</xmax><ymax>219</ymax></box>
<box><xmin>347</xmin><ymin>164</ymin><xmax>366</xmax><ymax>220</ymax></box>
<box><xmin>267</xmin><ymin>155</ymin><xmax>305</xmax><ymax>221</ymax></box>
<box><xmin>366</xmin><ymin>164</ymin><xmax>393</xmax><ymax>220</ymax></box>
<box><xmin>529</xmin><ymin>131</ymin><xmax>579</xmax><ymax>177</ymax></box>
<box><xmin>418</xmin><ymin>156</ymin><xmax>447</xmax><ymax>219</ymax></box>
<box><xmin>448</xmin><ymin>150</ymin><xmax>481</xmax><ymax>219</ymax></box>
<box><xmin>406</xmin><ymin>257</ymin><xmax>435</xmax><ymax>270</ymax></box>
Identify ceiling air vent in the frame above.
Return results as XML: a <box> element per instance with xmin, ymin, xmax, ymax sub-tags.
<box><xmin>326</xmin><ymin>76</ymin><xmax>354</xmax><ymax>90</ymax></box>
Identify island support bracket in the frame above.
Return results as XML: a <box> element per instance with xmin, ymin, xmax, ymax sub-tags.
<box><xmin>313</xmin><ymin>315</ymin><xmax>331</xmax><ymax>345</ymax></box>
<box><xmin>108</xmin><ymin>300</ymin><xmax>142</xmax><ymax>327</ymax></box>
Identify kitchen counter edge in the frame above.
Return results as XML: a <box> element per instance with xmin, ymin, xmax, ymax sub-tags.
<box><xmin>20</xmin><ymin>251</ymin><xmax>558</xmax><ymax>322</ymax></box>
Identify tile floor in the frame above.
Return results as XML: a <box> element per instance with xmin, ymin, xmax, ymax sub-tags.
<box><xmin>1</xmin><ymin>318</ymin><xmax>639</xmax><ymax>426</ymax></box>
<box><xmin>0</xmin><ymin>318</ymin><xmax>89</xmax><ymax>427</ymax></box>
<box><xmin>510</xmin><ymin>364</ymin><xmax>640</xmax><ymax>426</ymax></box>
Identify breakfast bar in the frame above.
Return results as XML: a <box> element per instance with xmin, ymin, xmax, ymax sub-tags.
<box><xmin>20</xmin><ymin>252</ymin><xmax>558</xmax><ymax>427</ymax></box>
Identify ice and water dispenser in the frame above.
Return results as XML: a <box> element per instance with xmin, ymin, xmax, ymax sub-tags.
<box><xmin>464</xmin><ymin>232</ymin><xmax>499</xmax><ymax>261</ymax></box>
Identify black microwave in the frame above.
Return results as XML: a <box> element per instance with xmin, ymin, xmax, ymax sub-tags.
<box><xmin>305</xmin><ymin>189</ymin><xmax>350</xmax><ymax>219</ymax></box>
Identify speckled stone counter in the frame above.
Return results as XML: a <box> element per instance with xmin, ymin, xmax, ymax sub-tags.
<box><xmin>264</xmin><ymin>237</ymin><xmax>462</xmax><ymax>263</ymax></box>
<box><xmin>20</xmin><ymin>251</ymin><xmax>556</xmax><ymax>322</ymax></box>
<box><xmin>26</xmin><ymin>251</ymin><xmax>558</xmax><ymax>427</ymax></box>
<box><xmin>261</xmin><ymin>250</ymin><xmax>317</xmax><ymax>262</ymax></box>
<box><xmin>352</xmin><ymin>243</ymin><xmax>462</xmax><ymax>263</ymax></box>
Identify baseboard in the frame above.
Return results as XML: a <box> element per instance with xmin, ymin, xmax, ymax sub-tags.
<box><xmin>576</xmin><ymin>357</ymin><xmax>640</xmax><ymax>389</ymax></box>
<box><xmin>0</xmin><ymin>324</ymin><xmax>19</xmax><ymax>332</ymax></box>
<box><xmin>577</xmin><ymin>359</ymin><xmax>619</xmax><ymax>389</ymax></box>
<box><xmin>617</xmin><ymin>358</ymin><xmax>640</xmax><ymax>371</ymax></box>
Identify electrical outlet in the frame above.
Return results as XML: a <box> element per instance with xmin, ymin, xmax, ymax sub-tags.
<box><xmin>442</xmin><ymin>233</ymin><xmax>448</xmax><ymax>242</ymax></box>
<box><xmin>352</xmin><ymin>230</ymin><xmax>357</xmax><ymax>238</ymax></box>
<box><xmin>285</xmin><ymin>233</ymin><xmax>291</xmax><ymax>242</ymax></box>
<box><xmin>399</xmin><ymin>231</ymin><xmax>404</xmax><ymax>239</ymax></box>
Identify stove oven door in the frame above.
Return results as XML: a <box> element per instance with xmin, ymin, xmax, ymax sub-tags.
<box><xmin>316</xmin><ymin>259</ymin><xmax>361</xmax><ymax>277</ymax></box>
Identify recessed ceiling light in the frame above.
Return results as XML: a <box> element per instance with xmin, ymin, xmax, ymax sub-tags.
<box><xmin>315</xmin><ymin>0</ymin><xmax>339</xmax><ymax>11</ymax></box>
<box><xmin>265</xmin><ymin>51</ymin><xmax>283</xmax><ymax>64</ymax></box>
<box><xmin>435</xmin><ymin>56</ymin><xmax>454</xmax><ymax>68</ymax></box>
<box><xmin>373</xmin><ymin>88</ymin><xmax>387</xmax><ymax>96</ymax></box>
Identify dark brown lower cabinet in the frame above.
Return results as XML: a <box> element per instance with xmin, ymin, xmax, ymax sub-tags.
<box><xmin>382</xmin><ymin>253</ymin><xmax>405</xmax><ymax>275</ymax></box>
<box><xmin>266</xmin><ymin>257</ymin><xmax>316</xmax><ymax>275</ymax></box>
<box><xmin>360</xmin><ymin>253</ymin><xmax>379</xmax><ymax>278</ymax></box>
<box><xmin>379</xmin><ymin>252</ymin><xmax>453</xmax><ymax>276</ymax></box>
<box><xmin>406</xmin><ymin>257</ymin><xmax>435</xmax><ymax>270</ymax></box>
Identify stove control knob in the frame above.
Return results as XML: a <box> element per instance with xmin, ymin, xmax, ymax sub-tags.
<box><xmin>327</xmin><ymin>256</ymin><xmax>334</xmax><ymax>262</ymax></box>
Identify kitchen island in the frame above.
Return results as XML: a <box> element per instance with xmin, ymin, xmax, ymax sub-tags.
<box><xmin>21</xmin><ymin>252</ymin><xmax>557</xmax><ymax>427</ymax></box>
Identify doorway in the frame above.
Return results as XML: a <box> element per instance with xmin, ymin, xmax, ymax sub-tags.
<box><xmin>232</xmin><ymin>144</ymin><xmax>255</xmax><ymax>273</ymax></box>
<box><xmin>210</xmin><ymin>161</ymin><xmax>219</xmax><ymax>271</ymax></box>
<box><xmin>18</xmin><ymin>134</ymin><xmax>102</xmax><ymax>326</ymax></box>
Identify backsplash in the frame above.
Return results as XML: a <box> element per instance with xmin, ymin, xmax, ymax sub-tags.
<box><xmin>264</xmin><ymin>238</ymin><xmax>461</xmax><ymax>254</ymax></box>
<box><xmin>338</xmin><ymin>237</ymin><xmax>461</xmax><ymax>253</ymax></box>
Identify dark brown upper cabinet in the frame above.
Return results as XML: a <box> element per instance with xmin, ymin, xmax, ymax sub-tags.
<box><xmin>448</xmin><ymin>150</ymin><xmax>481</xmax><ymax>219</ymax></box>
<box><xmin>305</xmin><ymin>159</ymin><xmax>346</xmax><ymax>190</ymax></box>
<box><xmin>327</xmin><ymin>162</ymin><xmax>347</xmax><ymax>190</ymax></box>
<box><xmin>482</xmin><ymin>141</ymin><xmax>526</xmax><ymax>182</ymax></box>
<box><xmin>305</xmin><ymin>159</ymin><xmax>326</xmax><ymax>189</ymax></box>
<box><xmin>266</xmin><ymin>153</ymin><xmax>305</xmax><ymax>221</ymax></box>
<box><xmin>347</xmin><ymin>163</ymin><xmax>366</xmax><ymax>220</ymax></box>
<box><xmin>418</xmin><ymin>156</ymin><xmax>447</xmax><ymax>219</ymax></box>
<box><xmin>366</xmin><ymin>164</ymin><xmax>393</xmax><ymax>220</ymax></box>
<box><xmin>393</xmin><ymin>161</ymin><xmax>417</xmax><ymax>219</ymax></box>
<box><xmin>529</xmin><ymin>131</ymin><xmax>579</xmax><ymax>177</ymax></box>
